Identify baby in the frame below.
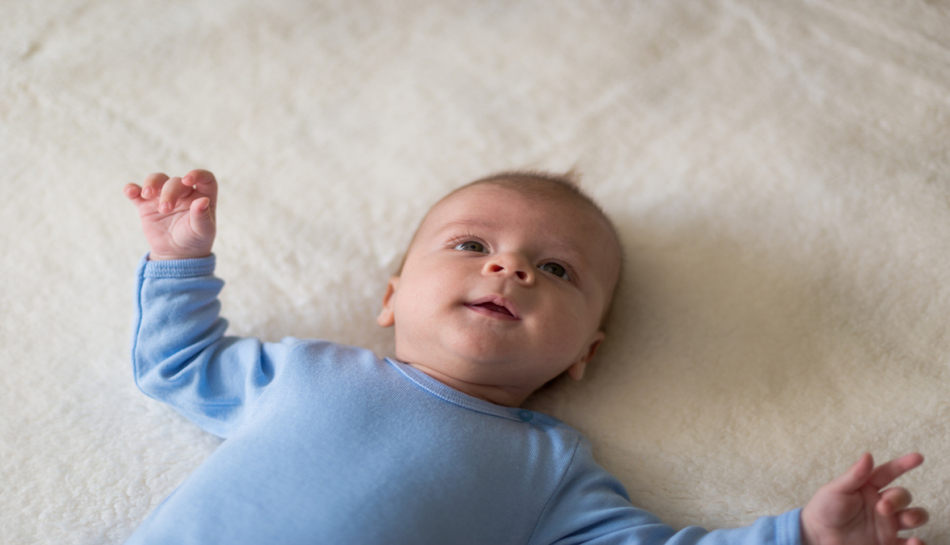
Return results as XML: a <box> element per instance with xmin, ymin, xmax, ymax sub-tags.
<box><xmin>123</xmin><ymin>170</ymin><xmax>929</xmax><ymax>544</ymax></box>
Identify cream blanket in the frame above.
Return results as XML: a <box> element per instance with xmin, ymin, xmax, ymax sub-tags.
<box><xmin>1</xmin><ymin>1</ymin><xmax>947</xmax><ymax>543</ymax></box>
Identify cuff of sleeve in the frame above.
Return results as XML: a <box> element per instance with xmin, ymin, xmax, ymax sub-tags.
<box><xmin>141</xmin><ymin>253</ymin><xmax>216</xmax><ymax>278</ymax></box>
<box><xmin>778</xmin><ymin>508</ymin><xmax>803</xmax><ymax>545</ymax></box>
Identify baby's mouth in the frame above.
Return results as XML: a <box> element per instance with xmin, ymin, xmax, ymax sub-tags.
<box><xmin>465</xmin><ymin>296</ymin><xmax>521</xmax><ymax>321</ymax></box>
<box><xmin>475</xmin><ymin>302</ymin><xmax>512</xmax><ymax>316</ymax></box>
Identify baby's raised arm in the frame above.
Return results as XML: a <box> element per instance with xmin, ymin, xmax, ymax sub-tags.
<box><xmin>125</xmin><ymin>170</ymin><xmax>294</xmax><ymax>437</ymax></box>
<box><xmin>124</xmin><ymin>170</ymin><xmax>218</xmax><ymax>260</ymax></box>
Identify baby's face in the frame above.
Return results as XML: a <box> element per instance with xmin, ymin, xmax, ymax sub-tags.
<box><xmin>377</xmin><ymin>183</ymin><xmax>621</xmax><ymax>407</ymax></box>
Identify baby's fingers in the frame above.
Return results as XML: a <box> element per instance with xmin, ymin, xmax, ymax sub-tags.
<box><xmin>869</xmin><ymin>453</ymin><xmax>924</xmax><ymax>490</ymax></box>
<box><xmin>898</xmin><ymin>507</ymin><xmax>929</xmax><ymax>531</ymax></box>
<box><xmin>124</xmin><ymin>183</ymin><xmax>143</xmax><ymax>201</ymax></box>
<box><xmin>879</xmin><ymin>487</ymin><xmax>913</xmax><ymax>515</ymax></box>
<box><xmin>189</xmin><ymin>197</ymin><xmax>215</xmax><ymax>235</ymax></box>
<box><xmin>182</xmin><ymin>169</ymin><xmax>218</xmax><ymax>205</ymax></box>
<box><xmin>158</xmin><ymin>176</ymin><xmax>193</xmax><ymax>214</ymax></box>
<box><xmin>140</xmin><ymin>172</ymin><xmax>169</xmax><ymax>200</ymax></box>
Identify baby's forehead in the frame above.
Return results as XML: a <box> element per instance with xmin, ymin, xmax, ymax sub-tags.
<box><xmin>430</xmin><ymin>182</ymin><xmax>574</xmax><ymax>217</ymax></box>
<box><xmin>429</xmin><ymin>183</ymin><xmax>612</xmax><ymax>237</ymax></box>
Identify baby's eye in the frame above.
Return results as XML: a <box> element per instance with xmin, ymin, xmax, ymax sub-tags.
<box><xmin>539</xmin><ymin>262</ymin><xmax>569</xmax><ymax>280</ymax></box>
<box><xmin>454</xmin><ymin>240</ymin><xmax>487</xmax><ymax>253</ymax></box>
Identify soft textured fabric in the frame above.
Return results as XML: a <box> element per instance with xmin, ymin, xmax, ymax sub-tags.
<box><xmin>126</xmin><ymin>254</ymin><xmax>801</xmax><ymax>545</ymax></box>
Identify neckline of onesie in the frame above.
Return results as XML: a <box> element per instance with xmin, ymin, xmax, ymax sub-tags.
<box><xmin>384</xmin><ymin>357</ymin><xmax>557</xmax><ymax>426</ymax></box>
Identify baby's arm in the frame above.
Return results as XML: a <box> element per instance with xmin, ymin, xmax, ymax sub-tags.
<box><xmin>533</xmin><ymin>439</ymin><xmax>930</xmax><ymax>545</ymax></box>
<box><xmin>801</xmin><ymin>453</ymin><xmax>929</xmax><ymax>545</ymax></box>
<box><xmin>532</xmin><ymin>438</ymin><xmax>804</xmax><ymax>545</ymax></box>
<box><xmin>125</xmin><ymin>171</ymin><xmax>292</xmax><ymax>437</ymax></box>
<box><xmin>124</xmin><ymin>170</ymin><xmax>217</xmax><ymax>260</ymax></box>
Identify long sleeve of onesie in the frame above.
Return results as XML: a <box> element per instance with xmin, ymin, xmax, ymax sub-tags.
<box><xmin>127</xmin><ymin>254</ymin><xmax>802</xmax><ymax>545</ymax></box>
<box><xmin>131</xmin><ymin>254</ymin><xmax>294</xmax><ymax>437</ymax></box>
<box><xmin>528</xmin><ymin>439</ymin><xmax>801</xmax><ymax>544</ymax></box>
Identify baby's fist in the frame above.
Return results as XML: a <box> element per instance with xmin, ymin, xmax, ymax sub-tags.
<box><xmin>124</xmin><ymin>170</ymin><xmax>218</xmax><ymax>260</ymax></box>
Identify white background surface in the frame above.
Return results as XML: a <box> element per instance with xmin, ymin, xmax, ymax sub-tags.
<box><xmin>2</xmin><ymin>1</ymin><xmax>948</xmax><ymax>543</ymax></box>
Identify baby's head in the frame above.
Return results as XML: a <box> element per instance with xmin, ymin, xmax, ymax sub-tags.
<box><xmin>377</xmin><ymin>172</ymin><xmax>623</xmax><ymax>407</ymax></box>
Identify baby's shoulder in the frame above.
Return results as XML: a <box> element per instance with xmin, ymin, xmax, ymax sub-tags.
<box><xmin>256</xmin><ymin>337</ymin><xmax>388</xmax><ymax>383</ymax></box>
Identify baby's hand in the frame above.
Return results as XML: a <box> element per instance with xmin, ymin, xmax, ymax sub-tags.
<box><xmin>124</xmin><ymin>170</ymin><xmax>218</xmax><ymax>260</ymax></box>
<box><xmin>801</xmin><ymin>453</ymin><xmax>928</xmax><ymax>545</ymax></box>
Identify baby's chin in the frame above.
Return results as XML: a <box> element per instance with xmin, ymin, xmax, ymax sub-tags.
<box><xmin>401</xmin><ymin>342</ymin><xmax>565</xmax><ymax>385</ymax></box>
<box><xmin>396</xmin><ymin>344</ymin><xmax>516</xmax><ymax>372</ymax></box>
<box><xmin>441</xmin><ymin>331</ymin><xmax>533</xmax><ymax>365</ymax></box>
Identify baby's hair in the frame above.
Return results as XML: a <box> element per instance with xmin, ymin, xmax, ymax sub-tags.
<box><xmin>464</xmin><ymin>169</ymin><xmax>586</xmax><ymax>198</ymax></box>
<box><xmin>395</xmin><ymin>170</ymin><xmax>624</xmax><ymax>331</ymax></box>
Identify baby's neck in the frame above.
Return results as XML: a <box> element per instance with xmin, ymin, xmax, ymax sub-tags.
<box><xmin>403</xmin><ymin>360</ymin><xmax>529</xmax><ymax>407</ymax></box>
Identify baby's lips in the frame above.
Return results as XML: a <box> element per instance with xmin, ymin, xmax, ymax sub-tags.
<box><xmin>466</xmin><ymin>295</ymin><xmax>521</xmax><ymax>320</ymax></box>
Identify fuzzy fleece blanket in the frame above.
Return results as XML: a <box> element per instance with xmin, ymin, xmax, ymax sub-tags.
<box><xmin>1</xmin><ymin>0</ymin><xmax>947</xmax><ymax>543</ymax></box>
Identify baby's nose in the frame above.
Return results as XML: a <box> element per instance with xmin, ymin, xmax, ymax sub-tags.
<box><xmin>483</xmin><ymin>255</ymin><xmax>534</xmax><ymax>284</ymax></box>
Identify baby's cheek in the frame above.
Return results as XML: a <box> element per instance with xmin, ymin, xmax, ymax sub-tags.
<box><xmin>545</xmin><ymin>308</ymin><xmax>592</xmax><ymax>352</ymax></box>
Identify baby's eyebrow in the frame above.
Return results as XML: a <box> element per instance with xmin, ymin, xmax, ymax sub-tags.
<box><xmin>436</xmin><ymin>219</ymin><xmax>496</xmax><ymax>233</ymax></box>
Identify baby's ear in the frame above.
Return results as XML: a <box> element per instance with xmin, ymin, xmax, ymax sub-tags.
<box><xmin>567</xmin><ymin>331</ymin><xmax>605</xmax><ymax>381</ymax></box>
<box><xmin>376</xmin><ymin>277</ymin><xmax>399</xmax><ymax>328</ymax></box>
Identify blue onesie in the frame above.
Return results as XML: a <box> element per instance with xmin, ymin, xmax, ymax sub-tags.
<box><xmin>125</xmin><ymin>255</ymin><xmax>802</xmax><ymax>544</ymax></box>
